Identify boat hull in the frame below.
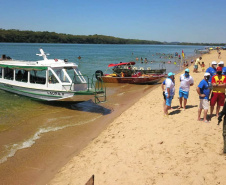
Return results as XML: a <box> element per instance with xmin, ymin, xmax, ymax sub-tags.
<box><xmin>99</xmin><ymin>75</ymin><xmax>164</xmax><ymax>84</ymax></box>
<box><xmin>112</xmin><ymin>68</ymin><xmax>166</xmax><ymax>75</ymax></box>
<box><xmin>0</xmin><ymin>82</ymin><xmax>94</xmax><ymax>101</ymax></box>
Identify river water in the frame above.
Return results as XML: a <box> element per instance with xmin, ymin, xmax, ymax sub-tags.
<box><xmin>0</xmin><ymin>43</ymin><xmax>203</xmax><ymax>184</ymax></box>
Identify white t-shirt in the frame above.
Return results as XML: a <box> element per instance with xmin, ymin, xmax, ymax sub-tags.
<box><xmin>165</xmin><ymin>78</ymin><xmax>175</xmax><ymax>97</ymax></box>
<box><xmin>179</xmin><ymin>74</ymin><xmax>194</xmax><ymax>92</ymax></box>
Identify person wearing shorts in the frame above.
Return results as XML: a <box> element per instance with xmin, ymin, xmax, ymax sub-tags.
<box><xmin>197</xmin><ymin>72</ymin><xmax>211</xmax><ymax>122</ymax></box>
<box><xmin>210</xmin><ymin>67</ymin><xmax>226</xmax><ymax>117</ymax></box>
<box><xmin>178</xmin><ymin>68</ymin><xmax>194</xmax><ymax>110</ymax></box>
<box><xmin>164</xmin><ymin>72</ymin><xmax>175</xmax><ymax>116</ymax></box>
<box><xmin>193</xmin><ymin>57</ymin><xmax>202</xmax><ymax>73</ymax></box>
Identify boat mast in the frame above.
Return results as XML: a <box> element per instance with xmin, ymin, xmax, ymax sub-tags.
<box><xmin>36</xmin><ymin>48</ymin><xmax>49</xmax><ymax>60</ymax></box>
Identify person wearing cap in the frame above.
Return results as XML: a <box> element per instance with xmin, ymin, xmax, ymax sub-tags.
<box><xmin>205</xmin><ymin>61</ymin><xmax>217</xmax><ymax>82</ymax></box>
<box><xmin>193</xmin><ymin>57</ymin><xmax>202</xmax><ymax>73</ymax></box>
<box><xmin>196</xmin><ymin>72</ymin><xmax>211</xmax><ymax>122</ymax></box>
<box><xmin>178</xmin><ymin>68</ymin><xmax>194</xmax><ymax>110</ymax></box>
<box><xmin>210</xmin><ymin>66</ymin><xmax>226</xmax><ymax>118</ymax></box>
<box><xmin>164</xmin><ymin>72</ymin><xmax>175</xmax><ymax>116</ymax></box>
<box><xmin>218</xmin><ymin>61</ymin><xmax>226</xmax><ymax>75</ymax></box>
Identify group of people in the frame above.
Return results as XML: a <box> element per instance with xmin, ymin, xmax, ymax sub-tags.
<box><xmin>198</xmin><ymin>60</ymin><xmax>226</xmax><ymax>122</ymax></box>
<box><xmin>162</xmin><ymin>68</ymin><xmax>194</xmax><ymax>116</ymax></box>
<box><xmin>162</xmin><ymin>60</ymin><xmax>226</xmax><ymax>122</ymax></box>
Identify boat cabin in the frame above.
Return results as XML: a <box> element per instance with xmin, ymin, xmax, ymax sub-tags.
<box><xmin>0</xmin><ymin>63</ymin><xmax>88</xmax><ymax>92</ymax></box>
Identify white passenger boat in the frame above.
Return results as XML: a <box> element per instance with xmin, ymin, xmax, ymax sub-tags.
<box><xmin>0</xmin><ymin>49</ymin><xmax>106</xmax><ymax>102</ymax></box>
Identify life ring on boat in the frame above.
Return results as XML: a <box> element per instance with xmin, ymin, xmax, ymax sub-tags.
<box><xmin>95</xmin><ymin>70</ymin><xmax>103</xmax><ymax>80</ymax></box>
<box><xmin>54</xmin><ymin>58</ymin><xmax>58</xmax><ymax>62</ymax></box>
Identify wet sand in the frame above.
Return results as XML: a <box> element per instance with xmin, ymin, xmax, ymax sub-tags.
<box><xmin>0</xmin><ymin>82</ymin><xmax>160</xmax><ymax>184</ymax></box>
<box><xmin>49</xmin><ymin>50</ymin><xmax>226</xmax><ymax>185</ymax></box>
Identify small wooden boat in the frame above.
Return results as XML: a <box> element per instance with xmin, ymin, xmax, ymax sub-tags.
<box><xmin>95</xmin><ymin>62</ymin><xmax>165</xmax><ymax>84</ymax></box>
<box><xmin>0</xmin><ymin>49</ymin><xmax>106</xmax><ymax>102</ymax></box>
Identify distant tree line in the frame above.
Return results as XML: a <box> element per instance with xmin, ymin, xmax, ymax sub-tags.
<box><xmin>0</xmin><ymin>29</ymin><xmax>225</xmax><ymax>46</ymax></box>
<box><xmin>0</xmin><ymin>29</ymin><xmax>162</xmax><ymax>44</ymax></box>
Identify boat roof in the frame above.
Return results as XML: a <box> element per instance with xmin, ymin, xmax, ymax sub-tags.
<box><xmin>0</xmin><ymin>59</ymin><xmax>78</xmax><ymax>71</ymax></box>
<box><xmin>0</xmin><ymin>48</ymin><xmax>78</xmax><ymax>71</ymax></box>
<box><xmin>108</xmin><ymin>61</ymin><xmax>135</xmax><ymax>67</ymax></box>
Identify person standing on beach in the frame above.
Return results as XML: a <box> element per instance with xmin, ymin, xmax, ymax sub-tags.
<box><xmin>161</xmin><ymin>80</ymin><xmax>166</xmax><ymax>112</ymax></box>
<box><xmin>197</xmin><ymin>72</ymin><xmax>211</xmax><ymax>122</ymax></box>
<box><xmin>218</xmin><ymin>61</ymin><xmax>226</xmax><ymax>75</ymax></box>
<box><xmin>206</xmin><ymin>61</ymin><xmax>217</xmax><ymax>82</ymax></box>
<box><xmin>210</xmin><ymin>67</ymin><xmax>226</xmax><ymax>118</ymax></box>
<box><xmin>178</xmin><ymin>68</ymin><xmax>194</xmax><ymax>110</ymax></box>
<box><xmin>164</xmin><ymin>72</ymin><xmax>175</xmax><ymax>116</ymax></box>
<box><xmin>193</xmin><ymin>57</ymin><xmax>202</xmax><ymax>73</ymax></box>
<box><xmin>218</xmin><ymin>50</ymin><xmax>221</xmax><ymax>59</ymax></box>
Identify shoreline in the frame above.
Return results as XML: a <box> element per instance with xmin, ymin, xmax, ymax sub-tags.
<box><xmin>49</xmin><ymin>50</ymin><xmax>226</xmax><ymax>185</ymax></box>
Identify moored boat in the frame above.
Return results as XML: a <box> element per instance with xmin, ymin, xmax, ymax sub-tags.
<box><xmin>96</xmin><ymin>62</ymin><xmax>165</xmax><ymax>84</ymax></box>
<box><xmin>0</xmin><ymin>49</ymin><xmax>106</xmax><ymax>102</ymax></box>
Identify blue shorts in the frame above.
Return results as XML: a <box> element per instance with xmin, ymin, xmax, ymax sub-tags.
<box><xmin>179</xmin><ymin>89</ymin><xmax>189</xmax><ymax>99</ymax></box>
<box><xmin>165</xmin><ymin>95</ymin><xmax>173</xmax><ymax>106</ymax></box>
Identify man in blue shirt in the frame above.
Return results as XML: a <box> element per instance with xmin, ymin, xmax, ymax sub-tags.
<box><xmin>196</xmin><ymin>72</ymin><xmax>211</xmax><ymax>122</ymax></box>
<box><xmin>206</xmin><ymin>61</ymin><xmax>217</xmax><ymax>82</ymax></box>
<box><xmin>218</xmin><ymin>61</ymin><xmax>226</xmax><ymax>75</ymax></box>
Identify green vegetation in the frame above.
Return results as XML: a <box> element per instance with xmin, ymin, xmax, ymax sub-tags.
<box><xmin>0</xmin><ymin>29</ymin><xmax>162</xmax><ymax>44</ymax></box>
<box><xmin>0</xmin><ymin>29</ymin><xmax>225</xmax><ymax>45</ymax></box>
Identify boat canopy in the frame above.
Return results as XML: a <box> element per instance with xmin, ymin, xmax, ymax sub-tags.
<box><xmin>108</xmin><ymin>62</ymin><xmax>135</xmax><ymax>68</ymax></box>
<box><xmin>0</xmin><ymin>64</ymin><xmax>48</xmax><ymax>71</ymax></box>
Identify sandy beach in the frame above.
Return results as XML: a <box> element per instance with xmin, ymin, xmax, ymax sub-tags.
<box><xmin>49</xmin><ymin>50</ymin><xmax>226</xmax><ymax>185</ymax></box>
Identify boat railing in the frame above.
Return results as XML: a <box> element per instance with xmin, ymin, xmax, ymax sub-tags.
<box><xmin>91</xmin><ymin>74</ymin><xmax>106</xmax><ymax>103</ymax></box>
<box><xmin>71</xmin><ymin>74</ymin><xmax>106</xmax><ymax>103</ymax></box>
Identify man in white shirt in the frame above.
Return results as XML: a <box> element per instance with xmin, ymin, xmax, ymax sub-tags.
<box><xmin>178</xmin><ymin>68</ymin><xmax>194</xmax><ymax>110</ymax></box>
<box><xmin>164</xmin><ymin>72</ymin><xmax>175</xmax><ymax>116</ymax></box>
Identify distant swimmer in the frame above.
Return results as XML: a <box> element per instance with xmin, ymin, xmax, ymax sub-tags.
<box><xmin>78</xmin><ymin>56</ymin><xmax>81</xmax><ymax>60</ymax></box>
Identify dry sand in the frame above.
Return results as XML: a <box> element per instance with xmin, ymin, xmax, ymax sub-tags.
<box><xmin>49</xmin><ymin>50</ymin><xmax>226</xmax><ymax>185</ymax></box>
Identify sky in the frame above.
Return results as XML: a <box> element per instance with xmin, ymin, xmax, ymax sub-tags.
<box><xmin>1</xmin><ymin>0</ymin><xmax>226</xmax><ymax>43</ymax></box>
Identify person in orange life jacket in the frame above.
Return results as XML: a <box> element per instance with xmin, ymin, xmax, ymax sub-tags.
<box><xmin>210</xmin><ymin>67</ymin><xmax>226</xmax><ymax>118</ymax></box>
<box><xmin>218</xmin><ymin>61</ymin><xmax>226</xmax><ymax>75</ymax></box>
<box><xmin>206</xmin><ymin>61</ymin><xmax>217</xmax><ymax>83</ymax></box>
<box><xmin>178</xmin><ymin>68</ymin><xmax>194</xmax><ymax>110</ymax></box>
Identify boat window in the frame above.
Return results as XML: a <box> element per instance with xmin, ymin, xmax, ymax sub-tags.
<box><xmin>52</xmin><ymin>69</ymin><xmax>70</xmax><ymax>83</ymax></box>
<box><xmin>4</xmin><ymin>67</ymin><xmax>13</xmax><ymax>80</ymax></box>
<box><xmin>0</xmin><ymin>68</ymin><xmax>2</xmax><ymax>78</ymax></box>
<box><xmin>15</xmin><ymin>69</ymin><xmax>28</xmax><ymax>82</ymax></box>
<box><xmin>67</xmin><ymin>68</ymin><xmax>81</xmax><ymax>84</ymax></box>
<box><xmin>30</xmin><ymin>70</ymin><xmax>46</xmax><ymax>84</ymax></box>
<box><xmin>48</xmin><ymin>70</ymin><xmax>59</xmax><ymax>84</ymax></box>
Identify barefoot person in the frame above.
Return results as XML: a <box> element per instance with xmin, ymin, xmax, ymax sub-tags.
<box><xmin>197</xmin><ymin>72</ymin><xmax>211</xmax><ymax>122</ymax></box>
<box><xmin>178</xmin><ymin>68</ymin><xmax>194</xmax><ymax>110</ymax></box>
<box><xmin>164</xmin><ymin>72</ymin><xmax>175</xmax><ymax>116</ymax></box>
<box><xmin>210</xmin><ymin>67</ymin><xmax>226</xmax><ymax>118</ymax></box>
<box><xmin>193</xmin><ymin>57</ymin><xmax>202</xmax><ymax>73</ymax></box>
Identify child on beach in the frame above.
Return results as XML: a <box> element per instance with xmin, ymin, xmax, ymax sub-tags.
<box><xmin>201</xmin><ymin>62</ymin><xmax>205</xmax><ymax>72</ymax></box>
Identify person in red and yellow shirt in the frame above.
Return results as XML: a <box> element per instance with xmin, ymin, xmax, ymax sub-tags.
<box><xmin>210</xmin><ymin>67</ymin><xmax>226</xmax><ymax>118</ymax></box>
